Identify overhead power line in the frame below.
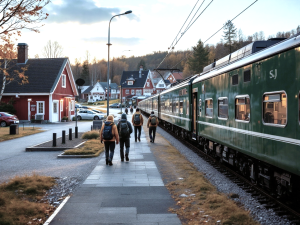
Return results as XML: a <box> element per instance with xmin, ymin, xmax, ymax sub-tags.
<box><xmin>156</xmin><ymin>0</ymin><xmax>212</xmax><ymax>70</ymax></box>
<box><xmin>170</xmin><ymin>0</ymin><xmax>259</xmax><ymax>70</ymax></box>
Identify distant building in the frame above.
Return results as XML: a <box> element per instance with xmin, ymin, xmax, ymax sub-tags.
<box><xmin>120</xmin><ymin>67</ymin><xmax>153</xmax><ymax>103</ymax></box>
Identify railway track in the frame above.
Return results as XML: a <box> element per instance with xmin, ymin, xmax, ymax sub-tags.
<box><xmin>151</xmin><ymin>116</ymin><xmax>300</xmax><ymax>224</ymax></box>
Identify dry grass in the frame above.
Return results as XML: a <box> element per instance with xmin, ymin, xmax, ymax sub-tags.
<box><xmin>82</xmin><ymin>130</ymin><xmax>100</xmax><ymax>139</ymax></box>
<box><xmin>0</xmin><ymin>173</ymin><xmax>56</xmax><ymax>225</ymax></box>
<box><xmin>148</xmin><ymin>131</ymin><xmax>259</xmax><ymax>225</ymax></box>
<box><xmin>0</xmin><ymin>127</ymin><xmax>43</xmax><ymax>142</ymax></box>
<box><xmin>63</xmin><ymin>139</ymin><xmax>104</xmax><ymax>156</ymax></box>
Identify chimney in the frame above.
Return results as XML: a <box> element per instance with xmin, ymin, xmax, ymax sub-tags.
<box><xmin>139</xmin><ymin>66</ymin><xmax>143</xmax><ymax>78</ymax></box>
<box><xmin>17</xmin><ymin>43</ymin><xmax>28</xmax><ymax>64</ymax></box>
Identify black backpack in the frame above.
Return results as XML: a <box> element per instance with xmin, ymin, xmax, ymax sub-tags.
<box><xmin>103</xmin><ymin>122</ymin><xmax>113</xmax><ymax>140</ymax></box>
<box><xmin>134</xmin><ymin>114</ymin><xmax>141</xmax><ymax>125</ymax></box>
<box><xmin>119</xmin><ymin>121</ymin><xmax>129</xmax><ymax>138</ymax></box>
<box><xmin>150</xmin><ymin>116</ymin><xmax>157</xmax><ymax>125</ymax></box>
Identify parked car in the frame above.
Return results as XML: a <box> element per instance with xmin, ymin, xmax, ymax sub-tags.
<box><xmin>75</xmin><ymin>104</ymin><xmax>82</xmax><ymax>108</ymax></box>
<box><xmin>0</xmin><ymin>112</ymin><xmax>19</xmax><ymax>127</ymax></box>
<box><xmin>77</xmin><ymin>110</ymin><xmax>104</xmax><ymax>120</ymax></box>
<box><xmin>109</xmin><ymin>103</ymin><xmax>121</xmax><ymax>108</ymax></box>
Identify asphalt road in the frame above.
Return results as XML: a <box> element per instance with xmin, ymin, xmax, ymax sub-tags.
<box><xmin>0</xmin><ymin>107</ymin><xmax>131</xmax><ymax>183</ymax></box>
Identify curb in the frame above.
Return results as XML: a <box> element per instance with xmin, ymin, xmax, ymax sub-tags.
<box><xmin>43</xmin><ymin>196</ymin><xmax>70</xmax><ymax>225</ymax></box>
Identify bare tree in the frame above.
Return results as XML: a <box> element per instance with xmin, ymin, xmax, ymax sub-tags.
<box><xmin>42</xmin><ymin>40</ymin><xmax>64</xmax><ymax>58</ymax></box>
<box><xmin>258</xmin><ymin>31</ymin><xmax>265</xmax><ymax>40</ymax></box>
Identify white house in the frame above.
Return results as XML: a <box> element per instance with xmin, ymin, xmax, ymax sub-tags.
<box><xmin>87</xmin><ymin>82</ymin><xmax>106</xmax><ymax>102</ymax></box>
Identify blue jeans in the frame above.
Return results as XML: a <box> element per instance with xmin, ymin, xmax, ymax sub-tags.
<box><xmin>104</xmin><ymin>141</ymin><xmax>115</xmax><ymax>160</ymax></box>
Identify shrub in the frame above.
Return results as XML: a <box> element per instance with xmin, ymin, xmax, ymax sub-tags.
<box><xmin>62</xmin><ymin>116</ymin><xmax>68</xmax><ymax>121</ymax></box>
<box><xmin>82</xmin><ymin>131</ymin><xmax>100</xmax><ymax>139</ymax></box>
<box><xmin>0</xmin><ymin>100</ymin><xmax>16</xmax><ymax>114</ymax></box>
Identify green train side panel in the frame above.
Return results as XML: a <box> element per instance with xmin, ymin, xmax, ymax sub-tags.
<box><xmin>160</xmin><ymin>85</ymin><xmax>192</xmax><ymax>131</ymax></box>
<box><xmin>195</xmin><ymin>47</ymin><xmax>300</xmax><ymax>176</ymax></box>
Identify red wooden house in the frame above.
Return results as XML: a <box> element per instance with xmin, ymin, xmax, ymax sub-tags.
<box><xmin>0</xmin><ymin>43</ymin><xmax>78</xmax><ymax>122</ymax></box>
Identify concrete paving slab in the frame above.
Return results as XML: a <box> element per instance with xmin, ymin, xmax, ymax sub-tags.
<box><xmin>50</xmin><ymin>126</ymin><xmax>181</xmax><ymax>225</ymax></box>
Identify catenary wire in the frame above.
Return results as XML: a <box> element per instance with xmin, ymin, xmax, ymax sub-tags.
<box><xmin>156</xmin><ymin>0</ymin><xmax>212</xmax><ymax>70</ymax></box>
<box><xmin>170</xmin><ymin>0</ymin><xmax>258</xmax><ymax>70</ymax></box>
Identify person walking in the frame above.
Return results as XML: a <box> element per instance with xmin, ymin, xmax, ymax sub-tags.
<box><xmin>132</xmin><ymin>108</ymin><xmax>143</xmax><ymax>142</ymax></box>
<box><xmin>117</xmin><ymin>113</ymin><xmax>133</xmax><ymax>161</ymax></box>
<box><xmin>130</xmin><ymin>106</ymin><xmax>133</xmax><ymax>114</ymax></box>
<box><xmin>147</xmin><ymin>111</ymin><xmax>159</xmax><ymax>143</ymax></box>
<box><xmin>100</xmin><ymin>115</ymin><xmax>119</xmax><ymax>166</ymax></box>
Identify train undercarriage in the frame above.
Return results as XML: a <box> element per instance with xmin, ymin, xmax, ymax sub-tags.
<box><xmin>156</xmin><ymin>117</ymin><xmax>300</xmax><ymax>202</ymax></box>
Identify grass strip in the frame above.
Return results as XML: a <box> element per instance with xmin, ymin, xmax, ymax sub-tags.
<box><xmin>63</xmin><ymin>139</ymin><xmax>104</xmax><ymax>157</ymax></box>
<box><xmin>149</xmin><ymin>132</ymin><xmax>259</xmax><ymax>225</ymax></box>
<box><xmin>0</xmin><ymin>127</ymin><xmax>43</xmax><ymax>142</ymax></box>
<box><xmin>0</xmin><ymin>173</ymin><xmax>56</xmax><ymax>225</ymax></box>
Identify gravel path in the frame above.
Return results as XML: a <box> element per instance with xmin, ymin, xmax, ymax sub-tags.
<box><xmin>156</xmin><ymin>126</ymin><xmax>293</xmax><ymax>225</ymax></box>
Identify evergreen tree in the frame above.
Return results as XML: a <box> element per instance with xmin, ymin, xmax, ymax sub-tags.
<box><xmin>187</xmin><ymin>39</ymin><xmax>209</xmax><ymax>74</ymax></box>
<box><xmin>137</xmin><ymin>59</ymin><xmax>147</xmax><ymax>70</ymax></box>
<box><xmin>223</xmin><ymin>20</ymin><xmax>237</xmax><ymax>53</ymax></box>
<box><xmin>81</xmin><ymin>60</ymin><xmax>90</xmax><ymax>85</ymax></box>
<box><xmin>297</xmin><ymin>25</ymin><xmax>300</xmax><ymax>34</ymax></box>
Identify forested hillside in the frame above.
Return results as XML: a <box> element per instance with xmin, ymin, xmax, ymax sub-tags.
<box><xmin>71</xmin><ymin>24</ymin><xmax>300</xmax><ymax>86</ymax></box>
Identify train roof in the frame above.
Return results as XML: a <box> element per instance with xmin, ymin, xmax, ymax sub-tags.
<box><xmin>193</xmin><ymin>34</ymin><xmax>300</xmax><ymax>84</ymax></box>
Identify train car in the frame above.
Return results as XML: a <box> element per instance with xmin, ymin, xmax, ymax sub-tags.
<box><xmin>191</xmin><ymin>36</ymin><xmax>300</xmax><ymax>198</ymax></box>
<box><xmin>159</xmin><ymin>76</ymin><xmax>197</xmax><ymax>138</ymax></box>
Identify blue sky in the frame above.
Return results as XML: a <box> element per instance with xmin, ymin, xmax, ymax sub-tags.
<box><xmin>21</xmin><ymin>0</ymin><xmax>300</xmax><ymax>64</ymax></box>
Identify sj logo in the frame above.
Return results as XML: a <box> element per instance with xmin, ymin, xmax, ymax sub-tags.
<box><xmin>269</xmin><ymin>69</ymin><xmax>277</xmax><ymax>79</ymax></box>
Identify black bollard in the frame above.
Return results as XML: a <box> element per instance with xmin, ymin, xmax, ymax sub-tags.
<box><xmin>53</xmin><ymin>133</ymin><xmax>56</xmax><ymax>147</ymax></box>
<box><xmin>69</xmin><ymin>128</ymin><xmax>72</xmax><ymax>140</ymax></box>
<box><xmin>62</xmin><ymin>130</ymin><xmax>66</xmax><ymax>144</ymax></box>
<box><xmin>75</xmin><ymin>126</ymin><xmax>78</xmax><ymax>138</ymax></box>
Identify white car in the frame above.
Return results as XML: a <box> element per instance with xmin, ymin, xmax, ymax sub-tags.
<box><xmin>77</xmin><ymin>110</ymin><xmax>104</xmax><ymax>120</ymax></box>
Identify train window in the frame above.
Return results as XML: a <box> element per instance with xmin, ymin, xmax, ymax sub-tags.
<box><xmin>161</xmin><ymin>101</ymin><xmax>165</xmax><ymax>112</ymax></box>
<box><xmin>235</xmin><ymin>95</ymin><xmax>250</xmax><ymax>122</ymax></box>
<box><xmin>180</xmin><ymin>100</ymin><xmax>183</xmax><ymax>114</ymax></box>
<box><xmin>232</xmin><ymin>74</ymin><xmax>238</xmax><ymax>85</ymax></box>
<box><xmin>199</xmin><ymin>99</ymin><xmax>202</xmax><ymax>117</ymax></box>
<box><xmin>186</xmin><ymin>99</ymin><xmax>189</xmax><ymax>116</ymax></box>
<box><xmin>263</xmin><ymin>92</ymin><xmax>287</xmax><ymax>126</ymax></box>
<box><xmin>176</xmin><ymin>98</ymin><xmax>179</xmax><ymax>113</ymax></box>
<box><xmin>218</xmin><ymin>97</ymin><xmax>228</xmax><ymax>119</ymax></box>
<box><xmin>205</xmin><ymin>99</ymin><xmax>213</xmax><ymax>117</ymax></box>
<box><xmin>172</xmin><ymin>99</ymin><xmax>176</xmax><ymax>113</ymax></box>
<box><xmin>244</xmin><ymin>70</ymin><xmax>251</xmax><ymax>82</ymax></box>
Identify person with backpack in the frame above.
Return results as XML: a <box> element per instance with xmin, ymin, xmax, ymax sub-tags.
<box><xmin>147</xmin><ymin>111</ymin><xmax>159</xmax><ymax>143</ymax></box>
<box><xmin>100</xmin><ymin>115</ymin><xmax>119</xmax><ymax>166</ymax></box>
<box><xmin>125</xmin><ymin>107</ymin><xmax>128</xmax><ymax>115</ymax></box>
<box><xmin>132</xmin><ymin>108</ymin><xmax>143</xmax><ymax>142</ymax></box>
<box><xmin>117</xmin><ymin>113</ymin><xmax>133</xmax><ymax>161</ymax></box>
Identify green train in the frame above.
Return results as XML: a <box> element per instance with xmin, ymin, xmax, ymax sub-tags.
<box><xmin>139</xmin><ymin>35</ymin><xmax>300</xmax><ymax>199</ymax></box>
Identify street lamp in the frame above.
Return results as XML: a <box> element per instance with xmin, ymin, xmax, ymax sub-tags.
<box><xmin>107</xmin><ymin>10</ymin><xmax>132</xmax><ymax>116</ymax></box>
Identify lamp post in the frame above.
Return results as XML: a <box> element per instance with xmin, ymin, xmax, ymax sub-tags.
<box><xmin>107</xmin><ymin>10</ymin><xmax>132</xmax><ymax>116</ymax></box>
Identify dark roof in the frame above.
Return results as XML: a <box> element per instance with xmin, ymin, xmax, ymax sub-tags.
<box><xmin>100</xmin><ymin>82</ymin><xmax>119</xmax><ymax>90</ymax></box>
<box><xmin>0</xmin><ymin>58</ymin><xmax>67</xmax><ymax>93</ymax></box>
<box><xmin>121</xmin><ymin>70</ymin><xmax>149</xmax><ymax>88</ymax></box>
<box><xmin>164</xmin><ymin>80</ymin><xmax>171</xmax><ymax>84</ymax></box>
<box><xmin>82</xmin><ymin>86</ymin><xmax>93</xmax><ymax>94</ymax></box>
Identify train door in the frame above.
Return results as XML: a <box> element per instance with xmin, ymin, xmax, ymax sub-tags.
<box><xmin>192</xmin><ymin>92</ymin><xmax>198</xmax><ymax>140</ymax></box>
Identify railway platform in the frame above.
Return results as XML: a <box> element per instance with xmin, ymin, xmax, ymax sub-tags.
<box><xmin>49</xmin><ymin>126</ymin><xmax>181</xmax><ymax>225</ymax></box>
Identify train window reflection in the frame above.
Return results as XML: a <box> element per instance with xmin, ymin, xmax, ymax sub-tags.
<box><xmin>180</xmin><ymin>100</ymin><xmax>183</xmax><ymax>114</ymax></box>
<box><xmin>235</xmin><ymin>96</ymin><xmax>250</xmax><ymax>122</ymax></box>
<box><xmin>186</xmin><ymin>99</ymin><xmax>189</xmax><ymax>116</ymax></box>
<box><xmin>263</xmin><ymin>92</ymin><xmax>287</xmax><ymax>126</ymax></box>
<box><xmin>205</xmin><ymin>99</ymin><xmax>213</xmax><ymax>117</ymax></box>
<box><xmin>218</xmin><ymin>97</ymin><xmax>228</xmax><ymax>119</ymax></box>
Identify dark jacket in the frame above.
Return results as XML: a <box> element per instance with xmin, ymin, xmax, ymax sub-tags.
<box><xmin>117</xmin><ymin>113</ymin><xmax>133</xmax><ymax>139</ymax></box>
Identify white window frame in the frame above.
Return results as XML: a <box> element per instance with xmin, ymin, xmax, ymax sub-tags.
<box><xmin>60</xmin><ymin>100</ymin><xmax>63</xmax><ymax>112</ymax></box>
<box><xmin>131</xmin><ymin>89</ymin><xmax>135</xmax><ymax>95</ymax></box>
<box><xmin>71</xmin><ymin>100</ymin><xmax>75</xmax><ymax>111</ymax></box>
<box><xmin>147</xmin><ymin>82</ymin><xmax>150</xmax><ymax>87</ymax></box>
<box><xmin>62</xmin><ymin>74</ymin><xmax>66</xmax><ymax>88</ymax></box>
<box><xmin>36</xmin><ymin>101</ymin><xmax>45</xmax><ymax>115</ymax></box>
<box><xmin>128</xmin><ymin>81</ymin><xmax>133</xmax><ymax>85</ymax></box>
<box><xmin>53</xmin><ymin>101</ymin><xmax>58</xmax><ymax>113</ymax></box>
<box><xmin>125</xmin><ymin>89</ymin><xmax>129</xmax><ymax>94</ymax></box>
